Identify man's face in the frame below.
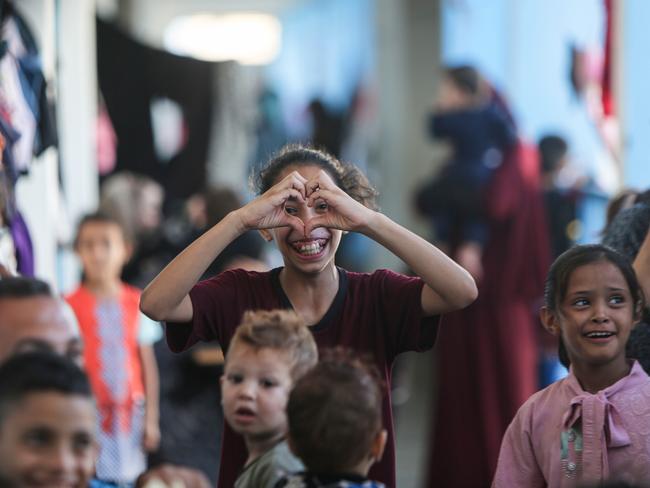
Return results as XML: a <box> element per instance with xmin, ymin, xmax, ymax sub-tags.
<box><xmin>0</xmin><ymin>391</ymin><xmax>98</xmax><ymax>488</ymax></box>
<box><xmin>0</xmin><ymin>297</ymin><xmax>82</xmax><ymax>365</ymax></box>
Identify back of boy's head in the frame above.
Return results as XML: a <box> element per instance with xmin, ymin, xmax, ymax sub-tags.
<box><xmin>228</xmin><ymin>309</ymin><xmax>318</xmax><ymax>381</ymax></box>
<box><xmin>287</xmin><ymin>347</ymin><xmax>384</xmax><ymax>474</ymax></box>
<box><xmin>0</xmin><ymin>351</ymin><xmax>92</xmax><ymax>422</ymax></box>
<box><xmin>0</xmin><ymin>277</ymin><xmax>52</xmax><ymax>300</ymax></box>
<box><xmin>544</xmin><ymin>244</ymin><xmax>645</xmax><ymax>368</ymax></box>
<box><xmin>538</xmin><ymin>134</ymin><xmax>568</xmax><ymax>174</ymax></box>
<box><xmin>444</xmin><ymin>65</ymin><xmax>481</xmax><ymax>97</ymax></box>
<box><xmin>74</xmin><ymin>211</ymin><xmax>127</xmax><ymax>248</ymax></box>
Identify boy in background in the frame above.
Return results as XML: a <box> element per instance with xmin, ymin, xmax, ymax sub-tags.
<box><xmin>66</xmin><ymin>212</ymin><xmax>161</xmax><ymax>484</ymax></box>
<box><xmin>0</xmin><ymin>351</ymin><xmax>98</xmax><ymax>488</ymax></box>
<box><xmin>277</xmin><ymin>348</ymin><xmax>387</xmax><ymax>488</ymax></box>
<box><xmin>221</xmin><ymin>310</ymin><xmax>318</xmax><ymax>488</ymax></box>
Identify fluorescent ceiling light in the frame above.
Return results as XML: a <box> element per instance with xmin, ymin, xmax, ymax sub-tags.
<box><xmin>164</xmin><ymin>13</ymin><xmax>282</xmax><ymax>65</ymax></box>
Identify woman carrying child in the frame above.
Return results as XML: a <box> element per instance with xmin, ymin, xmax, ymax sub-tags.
<box><xmin>141</xmin><ymin>144</ymin><xmax>477</xmax><ymax>487</ymax></box>
<box><xmin>493</xmin><ymin>244</ymin><xmax>650</xmax><ymax>486</ymax></box>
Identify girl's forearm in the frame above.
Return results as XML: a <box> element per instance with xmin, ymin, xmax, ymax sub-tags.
<box><xmin>361</xmin><ymin>212</ymin><xmax>477</xmax><ymax>313</ymax></box>
<box><xmin>140</xmin><ymin>211</ymin><xmax>246</xmax><ymax>320</ymax></box>
<box><xmin>140</xmin><ymin>345</ymin><xmax>159</xmax><ymax>424</ymax></box>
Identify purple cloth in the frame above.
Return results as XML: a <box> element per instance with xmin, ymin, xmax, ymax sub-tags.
<box><xmin>493</xmin><ymin>361</ymin><xmax>650</xmax><ymax>487</ymax></box>
<box><xmin>166</xmin><ymin>266</ymin><xmax>440</xmax><ymax>488</ymax></box>
<box><xmin>9</xmin><ymin>211</ymin><xmax>33</xmax><ymax>276</ymax></box>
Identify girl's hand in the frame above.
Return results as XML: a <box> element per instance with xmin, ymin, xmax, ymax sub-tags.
<box><xmin>237</xmin><ymin>171</ymin><xmax>307</xmax><ymax>234</ymax></box>
<box><xmin>304</xmin><ymin>170</ymin><xmax>374</xmax><ymax>235</ymax></box>
<box><xmin>143</xmin><ymin>419</ymin><xmax>161</xmax><ymax>452</ymax></box>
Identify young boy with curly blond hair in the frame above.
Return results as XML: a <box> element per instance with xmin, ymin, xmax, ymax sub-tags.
<box><xmin>221</xmin><ymin>309</ymin><xmax>318</xmax><ymax>488</ymax></box>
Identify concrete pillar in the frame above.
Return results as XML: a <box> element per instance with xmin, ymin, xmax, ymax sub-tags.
<box><xmin>374</xmin><ymin>2</ymin><xmax>441</xmax><ymax>487</ymax></box>
<box><xmin>55</xmin><ymin>0</ymin><xmax>99</xmax><ymax>292</ymax></box>
<box><xmin>374</xmin><ymin>0</ymin><xmax>441</xmax><ymax>267</ymax></box>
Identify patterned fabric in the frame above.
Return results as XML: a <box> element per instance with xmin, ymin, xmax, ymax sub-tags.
<box><xmin>276</xmin><ymin>472</ymin><xmax>386</xmax><ymax>488</ymax></box>
<box><xmin>493</xmin><ymin>361</ymin><xmax>650</xmax><ymax>487</ymax></box>
<box><xmin>66</xmin><ymin>284</ymin><xmax>157</xmax><ymax>483</ymax></box>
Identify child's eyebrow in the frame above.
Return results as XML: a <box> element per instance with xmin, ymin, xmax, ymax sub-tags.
<box><xmin>567</xmin><ymin>289</ymin><xmax>592</xmax><ymax>295</ymax></box>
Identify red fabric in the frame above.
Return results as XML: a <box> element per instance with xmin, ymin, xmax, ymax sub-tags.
<box><xmin>66</xmin><ymin>284</ymin><xmax>144</xmax><ymax>433</ymax></box>
<box><xmin>166</xmin><ymin>267</ymin><xmax>440</xmax><ymax>488</ymax></box>
<box><xmin>428</xmin><ymin>142</ymin><xmax>551</xmax><ymax>487</ymax></box>
<box><xmin>602</xmin><ymin>0</ymin><xmax>614</xmax><ymax>117</ymax></box>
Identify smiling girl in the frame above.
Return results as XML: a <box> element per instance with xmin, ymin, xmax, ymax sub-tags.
<box><xmin>140</xmin><ymin>144</ymin><xmax>477</xmax><ymax>487</ymax></box>
<box><xmin>493</xmin><ymin>244</ymin><xmax>650</xmax><ymax>487</ymax></box>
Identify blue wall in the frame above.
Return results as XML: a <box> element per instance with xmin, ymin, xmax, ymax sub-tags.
<box><xmin>266</xmin><ymin>0</ymin><xmax>375</xmax><ymax>138</ymax></box>
<box><xmin>441</xmin><ymin>0</ymin><xmax>615</xmax><ymax>242</ymax></box>
<box><xmin>622</xmin><ymin>0</ymin><xmax>650</xmax><ymax>189</ymax></box>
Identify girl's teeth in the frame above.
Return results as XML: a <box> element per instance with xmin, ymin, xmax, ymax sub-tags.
<box><xmin>586</xmin><ymin>331</ymin><xmax>613</xmax><ymax>338</ymax></box>
<box><xmin>297</xmin><ymin>242</ymin><xmax>322</xmax><ymax>255</ymax></box>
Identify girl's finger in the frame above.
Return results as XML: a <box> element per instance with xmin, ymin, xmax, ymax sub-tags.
<box><xmin>315</xmin><ymin>169</ymin><xmax>337</xmax><ymax>189</ymax></box>
<box><xmin>275</xmin><ymin>171</ymin><xmax>307</xmax><ymax>199</ymax></box>
<box><xmin>273</xmin><ymin>187</ymin><xmax>304</xmax><ymax>207</ymax></box>
<box><xmin>305</xmin><ymin>178</ymin><xmax>321</xmax><ymax>197</ymax></box>
<box><xmin>307</xmin><ymin>188</ymin><xmax>337</xmax><ymax>207</ymax></box>
<box><xmin>285</xmin><ymin>188</ymin><xmax>305</xmax><ymax>202</ymax></box>
<box><xmin>288</xmin><ymin>171</ymin><xmax>308</xmax><ymax>198</ymax></box>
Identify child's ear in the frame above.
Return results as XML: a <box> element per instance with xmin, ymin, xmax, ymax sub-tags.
<box><xmin>370</xmin><ymin>429</ymin><xmax>387</xmax><ymax>464</ymax></box>
<box><xmin>258</xmin><ymin>229</ymin><xmax>273</xmax><ymax>242</ymax></box>
<box><xmin>539</xmin><ymin>307</ymin><xmax>560</xmax><ymax>336</ymax></box>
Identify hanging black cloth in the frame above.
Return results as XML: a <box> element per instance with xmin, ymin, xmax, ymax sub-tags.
<box><xmin>96</xmin><ymin>18</ymin><xmax>214</xmax><ymax>200</ymax></box>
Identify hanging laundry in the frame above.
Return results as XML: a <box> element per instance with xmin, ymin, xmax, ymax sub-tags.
<box><xmin>97</xmin><ymin>18</ymin><xmax>214</xmax><ymax>200</ymax></box>
<box><xmin>0</xmin><ymin>1</ymin><xmax>58</xmax><ymax>277</ymax></box>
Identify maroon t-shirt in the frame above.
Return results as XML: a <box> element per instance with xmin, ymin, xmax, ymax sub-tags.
<box><xmin>166</xmin><ymin>267</ymin><xmax>440</xmax><ymax>488</ymax></box>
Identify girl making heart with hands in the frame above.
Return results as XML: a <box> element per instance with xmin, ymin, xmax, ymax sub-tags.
<box><xmin>141</xmin><ymin>144</ymin><xmax>477</xmax><ymax>488</ymax></box>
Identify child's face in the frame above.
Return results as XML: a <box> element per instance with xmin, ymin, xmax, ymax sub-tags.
<box><xmin>0</xmin><ymin>391</ymin><xmax>98</xmax><ymax>488</ymax></box>
<box><xmin>76</xmin><ymin>221</ymin><xmax>129</xmax><ymax>285</ymax></box>
<box><xmin>265</xmin><ymin>164</ymin><xmax>343</xmax><ymax>276</ymax></box>
<box><xmin>436</xmin><ymin>77</ymin><xmax>472</xmax><ymax>110</ymax></box>
<box><xmin>221</xmin><ymin>344</ymin><xmax>293</xmax><ymax>440</ymax></box>
<box><xmin>553</xmin><ymin>261</ymin><xmax>636</xmax><ymax>368</ymax></box>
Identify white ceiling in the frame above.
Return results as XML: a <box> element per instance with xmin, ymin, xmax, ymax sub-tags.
<box><xmin>99</xmin><ymin>0</ymin><xmax>304</xmax><ymax>47</ymax></box>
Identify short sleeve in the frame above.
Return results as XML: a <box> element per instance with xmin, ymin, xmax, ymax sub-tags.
<box><xmin>138</xmin><ymin>312</ymin><xmax>162</xmax><ymax>345</ymax></box>
<box><xmin>492</xmin><ymin>405</ymin><xmax>545</xmax><ymax>488</ymax></box>
<box><xmin>165</xmin><ymin>269</ymin><xmax>276</xmax><ymax>353</ymax></box>
<box><xmin>371</xmin><ymin>269</ymin><xmax>440</xmax><ymax>360</ymax></box>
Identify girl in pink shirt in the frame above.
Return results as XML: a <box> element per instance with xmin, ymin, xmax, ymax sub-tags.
<box><xmin>493</xmin><ymin>244</ymin><xmax>650</xmax><ymax>487</ymax></box>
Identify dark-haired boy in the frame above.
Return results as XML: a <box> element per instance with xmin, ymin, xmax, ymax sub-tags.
<box><xmin>0</xmin><ymin>276</ymin><xmax>82</xmax><ymax>364</ymax></box>
<box><xmin>0</xmin><ymin>351</ymin><xmax>98</xmax><ymax>488</ymax></box>
<box><xmin>276</xmin><ymin>349</ymin><xmax>387</xmax><ymax>488</ymax></box>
